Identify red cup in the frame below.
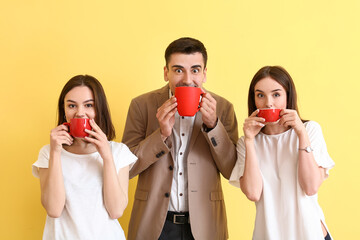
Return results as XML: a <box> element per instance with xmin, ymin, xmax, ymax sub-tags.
<box><xmin>63</xmin><ymin>118</ymin><xmax>91</xmax><ymax>138</ymax></box>
<box><xmin>175</xmin><ymin>87</ymin><xmax>204</xmax><ymax>117</ymax></box>
<box><xmin>258</xmin><ymin>108</ymin><xmax>281</xmax><ymax>122</ymax></box>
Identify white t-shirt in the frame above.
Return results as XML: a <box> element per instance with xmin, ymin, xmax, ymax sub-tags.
<box><xmin>32</xmin><ymin>141</ymin><xmax>137</xmax><ymax>240</ymax></box>
<box><xmin>229</xmin><ymin>121</ymin><xmax>335</xmax><ymax>240</ymax></box>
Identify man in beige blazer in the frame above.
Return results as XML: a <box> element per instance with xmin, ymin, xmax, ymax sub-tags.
<box><xmin>122</xmin><ymin>37</ymin><xmax>238</xmax><ymax>240</ymax></box>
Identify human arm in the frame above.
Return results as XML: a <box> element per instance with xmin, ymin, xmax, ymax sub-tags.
<box><xmin>201</xmin><ymin>93</ymin><xmax>239</xmax><ymax>179</ymax></box>
<box><xmin>122</xmin><ymin>96</ymin><xmax>174</xmax><ymax>178</ymax></box>
<box><xmin>239</xmin><ymin>110</ymin><xmax>264</xmax><ymax>202</ymax></box>
<box><xmin>38</xmin><ymin>125</ymin><xmax>72</xmax><ymax>218</ymax></box>
<box><xmin>280</xmin><ymin>110</ymin><xmax>326</xmax><ymax>196</ymax></box>
<box><xmin>84</xmin><ymin>120</ymin><xmax>129</xmax><ymax>219</ymax></box>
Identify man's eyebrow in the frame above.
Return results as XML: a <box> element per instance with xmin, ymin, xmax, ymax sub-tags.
<box><xmin>191</xmin><ymin>65</ymin><xmax>202</xmax><ymax>69</ymax></box>
<box><xmin>171</xmin><ymin>65</ymin><xmax>184</xmax><ymax>68</ymax></box>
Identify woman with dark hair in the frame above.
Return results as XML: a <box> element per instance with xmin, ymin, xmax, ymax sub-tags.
<box><xmin>32</xmin><ymin>75</ymin><xmax>137</xmax><ymax>240</ymax></box>
<box><xmin>229</xmin><ymin>66</ymin><xmax>334</xmax><ymax>240</ymax></box>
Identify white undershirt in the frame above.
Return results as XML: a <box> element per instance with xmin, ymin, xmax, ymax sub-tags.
<box><xmin>168</xmin><ymin>90</ymin><xmax>195</xmax><ymax>212</ymax></box>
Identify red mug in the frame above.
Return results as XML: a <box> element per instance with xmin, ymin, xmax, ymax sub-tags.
<box><xmin>175</xmin><ymin>87</ymin><xmax>204</xmax><ymax>117</ymax></box>
<box><xmin>63</xmin><ymin>118</ymin><xmax>91</xmax><ymax>138</ymax></box>
<box><xmin>258</xmin><ymin>108</ymin><xmax>281</xmax><ymax>122</ymax></box>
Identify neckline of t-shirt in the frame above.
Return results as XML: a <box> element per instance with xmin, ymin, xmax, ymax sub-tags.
<box><xmin>258</xmin><ymin>127</ymin><xmax>293</xmax><ymax>137</ymax></box>
<box><xmin>258</xmin><ymin>121</ymin><xmax>312</xmax><ymax>137</ymax></box>
<box><xmin>61</xmin><ymin>148</ymin><xmax>100</xmax><ymax>158</ymax></box>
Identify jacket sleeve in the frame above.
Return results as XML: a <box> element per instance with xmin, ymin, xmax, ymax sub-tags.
<box><xmin>122</xmin><ymin>98</ymin><xmax>172</xmax><ymax>179</ymax></box>
<box><xmin>202</xmin><ymin>102</ymin><xmax>238</xmax><ymax>179</ymax></box>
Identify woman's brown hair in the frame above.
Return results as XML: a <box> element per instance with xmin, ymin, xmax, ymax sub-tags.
<box><xmin>57</xmin><ymin>75</ymin><xmax>115</xmax><ymax>140</ymax></box>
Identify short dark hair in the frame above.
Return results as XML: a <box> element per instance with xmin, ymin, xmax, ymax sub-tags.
<box><xmin>57</xmin><ymin>75</ymin><xmax>116</xmax><ymax>140</ymax></box>
<box><xmin>165</xmin><ymin>37</ymin><xmax>207</xmax><ymax>68</ymax></box>
<box><xmin>248</xmin><ymin>66</ymin><xmax>305</xmax><ymax>122</ymax></box>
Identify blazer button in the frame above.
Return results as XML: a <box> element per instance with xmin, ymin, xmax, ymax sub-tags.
<box><xmin>211</xmin><ymin>137</ymin><xmax>217</xmax><ymax>147</ymax></box>
<box><xmin>169</xmin><ymin>165</ymin><xmax>173</xmax><ymax>171</ymax></box>
<box><xmin>165</xmin><ymin>192</ymin><xmax>170</xmax><ymax>198</ymax></box>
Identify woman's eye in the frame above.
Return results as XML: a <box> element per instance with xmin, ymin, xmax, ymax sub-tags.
<box><xmin>257</xmin><ymin>93</ymin><xmax>264</xmax><ymax>98</ymax></box>
<box><xmin>274</xmin><ymin>93</ymin><xmax>280</xmax><ymax>97</ymax></box>
<box><xmin>85</xmin><ymin>104</ymin><xmax>93</xmax><ymax>108</ymax></box>
<box><xmin>68</xmin><ymin>104</ymin><xmax>76</xmax><ymax>108</ymax></box>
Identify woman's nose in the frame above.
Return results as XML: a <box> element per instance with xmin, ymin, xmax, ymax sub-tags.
<box><xmin>265</xmin><ymin>97</ymin><xmax>273</xmax><ymax>108</ymax></box>
<box><xmin>75</xmin><ymin>107</ymin><xmax>86</xmax><ymax>118</ymax></box>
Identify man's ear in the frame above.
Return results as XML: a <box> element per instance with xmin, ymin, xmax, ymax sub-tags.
<box><xmin>164</xmin><ymin>66</ymin><xmax>168</xmax><ymax>82</ymax></box>
<box><xmin>202</xmin><ymin>67</ymin><xmax>207</xmax><ymax>84</ymax></box>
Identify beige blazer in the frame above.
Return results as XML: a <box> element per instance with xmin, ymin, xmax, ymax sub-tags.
<box><xmin>122</xmin><ymin>85</ymin><xmax>238</xmax><ymax>240</ymax></box>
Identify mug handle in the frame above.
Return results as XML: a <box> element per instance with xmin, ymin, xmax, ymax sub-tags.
<box><xmin>63</xmin><ymin>122</ymin><xmax>71</xmax><ymax>134</ymax></box>
<box><xmin>197</xmin><ymin>91</ymin><xmax>205</xmax><ymax>111</ymax></box>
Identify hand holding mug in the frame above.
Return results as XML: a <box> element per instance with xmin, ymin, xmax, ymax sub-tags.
<box><xmin>156</xmin><ymin>96</ymin><xmax>177</xmax><ymax>139</ymax></box>
<box><xmin>243</xmin><ymin>110</ymin><xmax>265</xmax><ymax>140</ymax></box>
<box><xmin>50</xmin><ymin>125</ymin><xmax>73</xmax><ymax>153</ymax></box>
<box><xmin>279</xmin><ymin>109</ymin><xmax>306</xmax><ymax>135</ymax></box>
<box><xmin>199</xmin><ymin>91</ymin><xmax>217</xmax><ymax>129</ymax></box>
<box><xmin>84</xmin><ymin>119</ymin><xmax>113</xmax><ymax>161</ymax></box>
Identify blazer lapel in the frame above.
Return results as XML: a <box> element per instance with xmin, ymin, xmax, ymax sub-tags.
<box><xmin>156</xmin><ymin>85</ymin><xmax>170</xmax><ymax>108</ymax></box>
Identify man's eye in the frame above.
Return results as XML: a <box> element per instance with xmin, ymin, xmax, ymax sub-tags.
<box><xmin>192</xmin><ymin>69</ymin><xmax>199</xmax><ymax>73</ymax></box>
<box><xmin>175</xmin><ymin>69</ymin><xmax>182</xmax><ymax>73</ymax></box>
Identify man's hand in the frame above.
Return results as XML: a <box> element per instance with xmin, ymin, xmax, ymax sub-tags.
<box><xmin>200</xmin><ymin>92</ymin><xmax>217</xmax><ymax>129</ymax></box>
<box><xmin>156</xmin><ymin>96</ymin><xmax>177</xmax><ymax>140</ymax></box>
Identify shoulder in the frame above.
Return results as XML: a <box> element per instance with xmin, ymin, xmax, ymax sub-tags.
<box><xmin>39</xmin><ymin>144</ymin><xmax>51</xmax><ymax>155</ymax></box>
<box><xmin>304</xmin><ymin>120</ymin><xmax>322</xmax><ymax>131</ymax></box>
<box><xmin>110</xmin><ymin>141</ymin><xmax>126</xmax><ymax>150</ymax></box>
<box><xmin>207</xmin><ymin>90</ymin><xmax>233</xmax><ymax>107</ymax></box>
<box><xmin>131</xmin><ymin>85</ymin><xmax>168</xmax><ymax>103</ymax></box>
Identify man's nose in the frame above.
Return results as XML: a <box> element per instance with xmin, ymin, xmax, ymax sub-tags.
<box><xmin>182</xmin><ymin>72</ymin><xmax>193</xmax><ymax>85</ymax></box>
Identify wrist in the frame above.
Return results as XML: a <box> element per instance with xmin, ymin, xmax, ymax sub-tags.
<box><xmin>244</xmin><ymin>136</ymin><xmax>255</xmax><ymax>143</ymax></box>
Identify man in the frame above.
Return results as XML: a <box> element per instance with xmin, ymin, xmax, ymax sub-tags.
<box><xmin>122</xmin><ymin>37</ymin><xmax>238</xmax><ymax>240</ymax></box>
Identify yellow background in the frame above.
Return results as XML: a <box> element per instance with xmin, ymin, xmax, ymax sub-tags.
<box><xmin>1</xmin><ymin>0</ymin><xmax>359</xmax><ymax>239</ymax></box>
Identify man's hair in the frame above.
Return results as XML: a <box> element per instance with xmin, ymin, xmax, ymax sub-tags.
<box><xmin>165</xmin><ymin>37</ymin><xmax>207</xmax><ymax>69</ymax></box>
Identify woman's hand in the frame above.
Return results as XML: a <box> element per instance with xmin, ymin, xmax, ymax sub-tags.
<box><xmin>85</xmin><ymin>119</ymin><xmax>112</xmax><ymax>161</ymax></box>
<box><xmin>243</xmin><ymin>109</ymin><xmax>265</xmax><ymax>140</ymax></box>
<box><xmin>50</xmin><ymin>124</ymin><xmax>73</xmax><ymax>153</ymax></box>
<box><xmin>279</xmin><ymin>109</ymin><xmax>306</xmax><ymax>136</ymax></box>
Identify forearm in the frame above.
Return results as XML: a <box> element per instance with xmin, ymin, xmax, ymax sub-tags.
<box><xmin>204</xmin><ymin>120</ymin><xmax>237</xmax><ymax>179</ymax></box>
<box><xmin>40</xmin><ymin>152</ymin><xmax>65</xmax><ymax>218</ymax></box>
<box><xmin>127</xmin><ymin>128</ymin><xmax>171</xmax><ymax>178</ymax></box>
<box><xmin>297</xmin><ymin>132</ymin><xmax>324</xmax><ymax>195</ymax></box>
<box><xmin>240</xmin><ymin>138</ymin><xmax>263</xmax><ymax>202</ymax></box>
<box><xmin>103</xmin><ymin>159</ymin><xmax>128</xmax><ymax>219</ymax></box>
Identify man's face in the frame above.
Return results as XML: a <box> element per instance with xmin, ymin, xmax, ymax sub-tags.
<box><xmin>164</xmin><ymin>52</ymin><xmax>207</xmax><ymax>94</ymax></box>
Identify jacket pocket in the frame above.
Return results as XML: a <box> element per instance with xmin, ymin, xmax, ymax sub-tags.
<box><xmin>135</xmin><ymin>189</ymin><xmax>148</xmax><ymax>201</ymax></box>
<box><xmin>210</xmin><ymin>191</ymin><xmax>224</xmax><ymax>201</ymax></box>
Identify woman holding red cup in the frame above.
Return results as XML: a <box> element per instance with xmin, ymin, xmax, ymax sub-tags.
<box><xmin>229</xmin><ymin>66</ymin><xmax>334</xmax><ymax>240</ymax></box>
<box><xmin>32</xmin><ymin>75</ymin><xmax>137</xmax><ymax>240</ymax></box>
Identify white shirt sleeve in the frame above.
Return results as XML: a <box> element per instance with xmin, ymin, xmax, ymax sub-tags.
<box><xmin>111</xmin><ymin>142</ymin><xmax>138</xmax><ymax>172</ymax></box>
<box><xmin>32</xmin><ymin>145</ymin><xmax>51</xmax><ymax>178</ymax></box>
<box><xmin>305</xmin><ymin>121</ymin><xmax>335</xmax><ymax>177</ymax></box>
<box><xmin>229</xmin><ymin>137</ymin><xmax>246</xmax><ymax>188</ymax></box>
